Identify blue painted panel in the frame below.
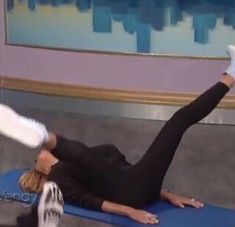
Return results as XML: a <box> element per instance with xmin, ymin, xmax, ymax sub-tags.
<box><xmin>5</xmin><ymin>0</ymin><xmax>235</xmax><ymax>57</ymax></box>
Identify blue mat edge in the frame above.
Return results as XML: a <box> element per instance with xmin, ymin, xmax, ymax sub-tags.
<box><xmin>0</xmin><ymin>169</ymin><xmax>234</xmax><ymax>227</ymax></box>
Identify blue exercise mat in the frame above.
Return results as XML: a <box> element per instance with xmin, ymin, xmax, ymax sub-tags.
<box><xmin>0</xmin><ymin>169</ymin><xmax>234</xmax><ymax>227</ymax></box>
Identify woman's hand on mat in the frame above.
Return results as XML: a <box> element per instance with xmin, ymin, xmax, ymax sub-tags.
<box><xmin>163</xmin><ymin>192</ymin><xmax>204</xmax><ymax>209</ymax></box>
<box><xmin>128</xmin><ymin>209</ymin><xmax>159</xmax><ymax>224</ymax></box>
<box><xmin>102</xmin><ymin>201</ymin><xmax>159</xmax><ymax>224</ymax></box>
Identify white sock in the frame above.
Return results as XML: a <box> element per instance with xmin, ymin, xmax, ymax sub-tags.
<box><xmin>225</xmin><ymin>45</ymin><xmax>235</xmax><ymax>78</ymax></box>
<box><xmin>18</xmin><ymin>116</ymin><xmax>49</xmax><ymax>144</ymax></box>
<box><xmin>0</xmin><ymin>104</ymin><xmax>49</xmax><ymax>148</ymax></box>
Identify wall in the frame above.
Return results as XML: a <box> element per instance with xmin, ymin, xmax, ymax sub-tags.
<box><xmin>0</xmin><ymin>1</ymin><xmax>233</xmax><ymax>95</ymax></box>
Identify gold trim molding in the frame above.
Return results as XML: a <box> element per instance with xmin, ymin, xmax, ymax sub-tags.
<box><xmin>1</xmin><ymin>76</ymin><xmax>235</xmax><ymax>109</ymax></box>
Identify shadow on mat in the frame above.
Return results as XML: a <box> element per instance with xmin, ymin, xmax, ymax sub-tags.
<box><xmin>0</xmin><ymin>206</ymin><xmax>38</xmax><ymax>227</ymax></box>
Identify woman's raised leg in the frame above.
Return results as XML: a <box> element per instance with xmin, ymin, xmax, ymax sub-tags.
<box><xmin>131</xmin><ymin>46</ymin><xmax>235</xmax><ymax>192</ymax></box>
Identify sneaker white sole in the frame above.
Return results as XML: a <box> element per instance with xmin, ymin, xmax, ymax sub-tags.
<box><xmin>0</xmin><ymin>104</ymin><xmax>42</xmax><ymax>148</ymax></box>
<box><xmin>38</xmin><ymin>182</ymin><xmax>64</xmax><ymax>227</ymax></box>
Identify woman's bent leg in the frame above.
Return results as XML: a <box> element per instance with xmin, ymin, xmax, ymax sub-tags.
<box><xmin>49</xmin><ymin>135</ymin><xmax>91</xmax><ymax>164</ymax></box>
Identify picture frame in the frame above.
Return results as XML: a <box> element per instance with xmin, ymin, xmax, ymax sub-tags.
<box><xmin>5</xmin><ymin>0</ymin><xmax>235</xmax><ymax>58</ymax></box>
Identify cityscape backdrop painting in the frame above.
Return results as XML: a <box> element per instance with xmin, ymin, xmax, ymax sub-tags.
<box><xmin>5</xmin><ymin>0</ymin><xmax>235</xmax><ymax>57</ymax></box>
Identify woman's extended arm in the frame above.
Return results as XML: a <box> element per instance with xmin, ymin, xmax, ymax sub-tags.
<box><xmin>160</xmin><ymin>190</ymin><xmax>204</xmax><ymax>208</ymax></box>
<box><xmin>101</xmin><ymin>200</ymin><xmax>159</xmax><ymax>225</ymax></box>
<box><xmin>37</xmin><ymin>152</ymin><xmax>158</xmax><ymax>224</ymax></box>
<box><xmin>47</xmin><ymin>161</ymin><xmax>158</xmax><ymax>224</ymax></box>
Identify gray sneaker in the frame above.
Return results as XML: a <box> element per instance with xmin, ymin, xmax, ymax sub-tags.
<box><xmin>38</xmin><ymin>182</ymin><xmax>64</xmax><ymax>227</ymax></box>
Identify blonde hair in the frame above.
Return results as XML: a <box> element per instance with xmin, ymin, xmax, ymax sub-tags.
<box><xmin>19</xmin><ymin>169</ymin><xmax>47</xmax><ymax>193</ymax></box>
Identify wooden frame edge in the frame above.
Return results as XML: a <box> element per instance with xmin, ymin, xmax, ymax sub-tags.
<box><xmin>2</xmin><ymin>76</ymin><xmax>235</xmax><ymax>108</ymax></box>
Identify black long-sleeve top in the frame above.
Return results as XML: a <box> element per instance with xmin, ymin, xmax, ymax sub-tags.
<box><xmin>47</xmin><ymin>136</ymin><xmax>133</xmax><ymax>210</ymax></box>
<box><xmin>48</xmin><ymin>161</ymin><xmax>104</xmax><ymax>210</ymax></box>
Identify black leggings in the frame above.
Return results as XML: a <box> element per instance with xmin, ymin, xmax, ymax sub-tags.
<box><xmin>52</xmin><ymin>82</ymin><xmax>229</xmax><ymax>207</ymax></box>
<box><xmin>121</xmin><ymin>82</ymin><xmax>229</xmax><ymax>201</ymax></box>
